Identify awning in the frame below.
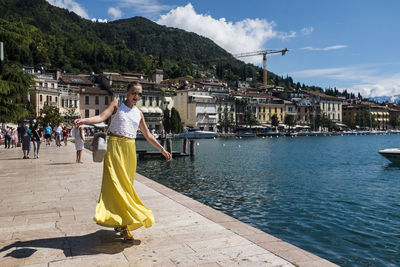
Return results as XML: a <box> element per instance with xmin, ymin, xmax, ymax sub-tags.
<box><xmin>164</xmin><ymin>97</ymin><xmax>172</xmax><ymax>102</ymax></box>
<box><xmin>155</xmin><ymin>107</ymin><xmax>163</xmax><ymax>114</ymax></box>
<box><xmin>140</xmin><ymin>107</ymin><xmax>149</xmax><ymax>113</ymax></box>
<box><xmin>208</xmin><ymin>115</ymin><xmax>217</xmax><ymax>119</ymax></box>
<box><xmin>148</xmin><ymin>107</ymin><xmax>156</xmax><ymax>113</ymax></box>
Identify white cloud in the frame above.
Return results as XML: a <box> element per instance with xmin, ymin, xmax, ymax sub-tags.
<box><xmin>46</xmin><ymin>0</ymin><xmax>89</xmax><ymax>19</ymax></box>
<box><xmin>301</xmin><ymin>27</ymin><xmax>314</xmax><ymax>35</ymax></box>
<box><xmin>157</xmin><ymin>3</ymin><xmax>295</xmax><ymax>64</ymax></box>
<box><xmin>108</xmin><ymin>7</ymin><xmax>122</xmax><ymax>19</ymax></box>
<box><xmin>301</xmin><ymin>45</ymin><xmax>348</xmax><ymax>51</ymax></box>
<box><xmin>113</xmin><ymin>0</ymin><xmax>173</xmax><ymax>17</ymax></box>
<box><xmin>291</xmin><ymin>64</ymin><xmax>400</xmax><ymax>97</ymax></box>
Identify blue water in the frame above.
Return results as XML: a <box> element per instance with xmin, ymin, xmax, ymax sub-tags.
<box><xmin>136</xmin><ymin>135</ymin><xmax>400</xmax><ymax>267</ymax></box>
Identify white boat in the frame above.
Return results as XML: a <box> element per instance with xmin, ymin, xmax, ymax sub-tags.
<box><xmin>378</xmin><ymin>148</ymin><xmax>400</xmax><ymax>164</ymax></box>
<box><xmin>177</xmin><ymin>129</ymin><xmax>217</xmax><ymax>139</ymax></box>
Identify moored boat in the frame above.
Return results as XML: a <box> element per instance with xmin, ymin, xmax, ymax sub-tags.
<box><xmin>378</xmin><ymin>148</ymin><xmax>400</xmax><ymax>164</ymax></box>
<box><xmin>177</xmin><ymin>129</ymin><xmax>217</xmax><ymax>139</ymax></box>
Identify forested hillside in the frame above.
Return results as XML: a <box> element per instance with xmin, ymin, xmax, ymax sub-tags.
<box><xmin>0</xmin><ymin>0</ymin><xmax>342</xmax><ymax>94</ymax></box>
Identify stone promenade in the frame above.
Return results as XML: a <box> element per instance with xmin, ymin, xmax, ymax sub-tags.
<box><xmin>0</xmin><ymin>142</ymin><xmax>337</xmax><ymax>266</ymax></box>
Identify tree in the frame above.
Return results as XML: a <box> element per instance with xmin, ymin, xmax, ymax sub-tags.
<box><xmin>162</xmin><ymin>108</ymin><xmax>171</xmax><ymax>133</ymax></box>
<box><xmin>389</xmin><ymin>114</ymin><xmax>399</xmax><ymax>129</ymax></box>
<box><xmin>284</xmin><ymin>114</ymin><xmax>296</xmax><ymax>132</ymax></box>
<box><xmin>244</xmin><ymin>109</ymin><xmax>257</xmax><ymax>128</ymax></box>
<box><xmin>271</xmin><ymin>114</ymin><xmax>279</xmax><ymax>131</ymax></box>
<box><xmin>170</xmin><ymin>107</ymin><xmax>182</xmax><ymax>134</ymax></box>
<box><xmin>0</xmin><ymin>64</ymin><xmax>34</xmax><ymax>123</ymax></box>
<box><xmin>220</xmin><ymin>108</ymin><xmax>233</xmax><ymax>133</ymax></box>
<box><xmin>38</xmin><ymin>106</ymin><xmax>62</xmax><ymax>127</ymax></box>
<box><xmin>63</xmin><ymin>106</ymin><xmax>80</xmax><ymax>126</ymax></box>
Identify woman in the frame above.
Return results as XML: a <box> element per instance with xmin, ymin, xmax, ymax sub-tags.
<box><xmin>31</xmin><ymin>124</ymin><xmax>42</xmax><ymax>159</ymax></box>
<box><xmin>74</xmin><ymin>82</ymin><xmax>172</xmax><ymax>241</ymax></box>
<box><xmin>22</xmin><ymin>125</ymin><xmax>31</xmax><ymax>159</ymax></box>
<box><xmin>12</xmin><ymin>128</ymin><xmax>18</xmax><ymax>148</ymax></box>
<box><xmin>74</xmin><ymin>125</ymin><xmax>85</xmax><ymax>163</ymax></box>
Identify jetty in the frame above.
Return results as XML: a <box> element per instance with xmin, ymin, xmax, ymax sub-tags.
<box><xmin>0</xmin><ymin>142</ymin><xmax>337</xmax><ymax>266</ymax></box>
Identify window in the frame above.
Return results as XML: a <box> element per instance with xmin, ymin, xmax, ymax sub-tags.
<box><xmin>269</xmin><ymin>107</ymin><xmax>272</xmax><ymax>113</ymax></box>
<box><xmin>95</xmin><ymin>96</ymin><xmax>99</xmax><ymax>105</ymax></box>
<box><xmin>105</xmin><ymin>96</ymin><xmax>109</xmax><ymax>105</ymax></box>
<box><xmin>85</xmin><ymin>96</ymin><xmax>89</xmax><ymax>105</ymax></box>
<box><xmin>280</xmin><ymin>108</ymin><xmax>283</xmax><ymax>113</ymax></box>
<box><xmin>85</xmin><ymin>109</ymin><xmax>89</xmax><ymax>118</ymax></box>
<box><xmin>149</xmin><ymin>97</ymin><xmax>153</xmax><ymax>106</ymax></box>
<box><xmin>49</xmin><ymin>96</ymin><xmax>52</xmax><ymax>102</ymax></box>
<box><xmin>74</xmin><ymin>100</ymin><xmax>77</xmax><ymax>107</ymax></box>
<box><xmin>274</xmin><ymin>107</ymin><xmax>277</xmax><ymax>113</ymax></box>
<box><xmin>95</xmin><ymin>109</ymin><xmax>99</xmax><ymax>116</ymax></box>
<box><xmin>39</xmin><ymin>95</ymin><xmax>42</xmax><ymax>102</ymax></box>
<box><xmin>142</xmin><ymin>96</ymin><xmax>146</xmax><ymax>104</ymax></box>
<box><xmin>55</xmin><ymin>97</ymin><xmax>58</xmax><ymax>103</ymax></box>
<box><xmin>69</xmin><ymin>100</ymin><xmax>72</xmax><ymax>107</ymax></box>
<box><xmin>156</xmin><ymin>97</ymin><xmax>159</xmax><ymax>106</ymax></box>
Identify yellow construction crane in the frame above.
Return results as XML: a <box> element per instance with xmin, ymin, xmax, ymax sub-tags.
<box><xmin>198</xmin><ymin>48</ymin><xmax>288</xmax><ymax>86</ymax></box>
<box><xmin>233</xmin><ymin>48</ymin><xmax>288</xmax><ymax>87</ymax></box>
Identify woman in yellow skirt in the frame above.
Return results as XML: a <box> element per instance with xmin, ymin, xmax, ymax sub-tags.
<box><xmin>74</xmin><ymin>82</ymin><xmax>172</xmax><ymax>241</ymax></box>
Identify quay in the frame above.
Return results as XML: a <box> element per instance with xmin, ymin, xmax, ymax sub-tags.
<box><xmin>0</xmin><ymin>143</ymin><xmax>337</xmax><ymax>266</ymax></box>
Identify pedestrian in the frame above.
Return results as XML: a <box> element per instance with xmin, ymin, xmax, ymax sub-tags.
<box><xmin>12</xmin><ymin>127</ymin><xmax>19</xmax><ymax>148</ymax></box>
<box><xmin>54</xmin><ymin>124</ymin><xmax>62</xmax><ymax>147</ymax></box>
<box><xmin>74</xmin><ymin>82</ymin><xmax>172</xmax><ymax>241</ymax></box>
<box><xmin>62</xmin><ymin>127</ymin><xmax>69</xmax><ymax>146</ymax></box>
<box><xmin>22</xmin><ymin>125</ymin><xmax>31</xmax><ymax>159</ymax></box>
<box><xmin>31</xmin><ymin>124</ymin><xmax>42</xmax><ymax>159</ymax></box>
<box><xmin>44</xmin><ymin>123</ymin><xmax>52</xmax><ymax>145</ymax></box>
<box><xmin>4</xmin><ymin>126</ymin><xmax>12</xmax><ymax>149</ymax></box>
<box><xmin>73</xmin><ymin>125</ymin><xmax>85</xmax><ymax>163</ymax></box>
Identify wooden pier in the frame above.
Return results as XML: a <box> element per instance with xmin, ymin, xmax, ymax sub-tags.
<box><xmin>136</xmin><ymin>138</ymin><xmax>195</xmax><ymax>159</ymax></box>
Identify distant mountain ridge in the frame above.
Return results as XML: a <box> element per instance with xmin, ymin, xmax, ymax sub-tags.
<box><xmin>369</xmin><ymin>95</ymin><xmax>400</xmax><ymax>104</ymax></box>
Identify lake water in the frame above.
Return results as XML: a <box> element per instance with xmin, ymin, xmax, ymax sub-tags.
<box><xmin>136</xmin><ymin>134</ymin><xmax>400</xmax><ymax>267</ymax></box>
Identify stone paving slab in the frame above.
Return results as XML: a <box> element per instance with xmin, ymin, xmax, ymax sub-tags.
<box><xmin>0</xmin><ymin>142</ymin><xmax>338</xmax><ymax>266</ymax></box>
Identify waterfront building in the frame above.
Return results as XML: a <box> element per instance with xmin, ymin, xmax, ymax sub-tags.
<box><xmin>25</xmin><ymin>69</ymin><xmax>80</xmax><ymax>120</ymax></box>
<box><xmin>306</xmin><ymin>90</ymin><xmax>343</xmax><ymax>123</ymax></box>
<box><xmin>28</xmin><ymin>71</ymin><xmax>61</xmax><ymax>117</ymax></box>
<box><xmin>175</xmin><ymin>89</ymin><xmax>217</xmax><ymax>131</ymax></box>
<box><xmin>343</xmin><ymin>100</ymin><xmax>389</xmax><ymax>130</ymax></box>
<box><xmin>80</xmin><ymin>86</ymin><xmax>111</xmax><ymax>119</ymax></box>
<box><xmin>284</xmin><ymin>100</ymin><xmax>297</xmax><ymax>120</ymax></box>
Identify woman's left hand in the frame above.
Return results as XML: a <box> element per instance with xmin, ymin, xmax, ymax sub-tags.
<box><xmin>162</xmin><ymin>149</ymin><xmax>172</xmax><ymax>162</ymax></box>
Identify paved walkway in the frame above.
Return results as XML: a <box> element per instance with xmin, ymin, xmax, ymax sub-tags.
<box><xmin>0</xmin><ymin>141</ymin><xmax>338</xmax><ymax>266</ymax></box>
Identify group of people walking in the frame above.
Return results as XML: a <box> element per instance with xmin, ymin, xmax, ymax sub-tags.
<box><xmin>2</xmin><ymin>123</ymin><xmax>72</xmax><ymax>159</ymax></box>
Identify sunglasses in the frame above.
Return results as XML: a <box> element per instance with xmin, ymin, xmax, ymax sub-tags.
<box><xmin>131</xmin><ymin>92</ymin><xmax>143</xmax><ymax>97</ymax></box>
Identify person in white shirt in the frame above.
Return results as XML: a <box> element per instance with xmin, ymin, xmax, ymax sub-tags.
<box><xmin>74</xmin><ymin>82</ymin><xmax>171</xmax><ymax>242</ymax></box>
<box><xmin>54</xmin><ymin>124</ymin><xmax>63</xmax><ymax>147</ymax></box>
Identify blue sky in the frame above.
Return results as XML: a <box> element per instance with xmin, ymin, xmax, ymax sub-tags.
<box><xmin>46</xmin><ymin>0</ymin><xmax>400</xmax><ymax>98</ymax></box>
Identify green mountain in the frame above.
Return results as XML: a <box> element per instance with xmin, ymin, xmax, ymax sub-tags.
<box><xmin>0</xmin><ymin>0</ymin><xmax>236</xmax><ymax>77</ymax></box>
<box><xmin>0</xmin><ymin>0</ymin><xmax>338</xmax><ymax>94</ymax></box>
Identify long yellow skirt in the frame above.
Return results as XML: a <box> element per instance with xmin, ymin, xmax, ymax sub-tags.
<box><xmin>93</xmin><ymin>136</ymin><xmax>155</xmax><ymax>231</ymax></box>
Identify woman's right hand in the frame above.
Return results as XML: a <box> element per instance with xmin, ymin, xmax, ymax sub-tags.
<box><xmin>74</xmin><ymin>119</ymin><xmax>83</xmax><ymax>127</ymax></box>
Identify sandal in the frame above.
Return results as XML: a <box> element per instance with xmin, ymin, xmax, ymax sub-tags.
<box><xmin>121</xmin><ymin>228</ymin><xmax>134</xmax><ymax>241</ymax></box>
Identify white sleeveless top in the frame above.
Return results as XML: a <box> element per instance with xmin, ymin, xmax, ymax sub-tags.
<box><xmin>109</xmin><ymin>102</ymin><xmax>142</xmax><ymax>139</ymax></box>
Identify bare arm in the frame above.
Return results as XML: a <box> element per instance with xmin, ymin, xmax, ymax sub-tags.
<box><xmin>79</xmin><ymin>127</ymin><xmax>85</xmax><ymax>142</ymax></box>
<box><xmin>139</xmin><ymin>112</ymin><xmax>172</xmax><ymax>161</ymax></box>
<box><xmin>74</xmin><ymin>99</ymin><xmax>118</xmax><ymax>127</ymax></box>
